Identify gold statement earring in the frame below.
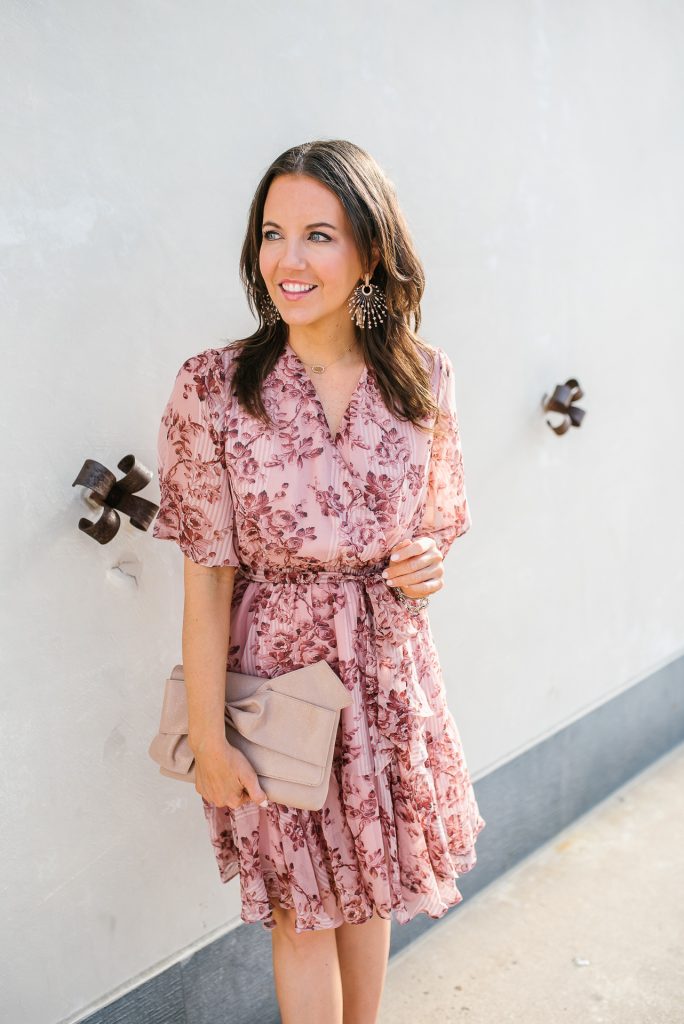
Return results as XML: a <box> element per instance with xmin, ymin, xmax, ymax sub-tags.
<box><xmin>259</xmin><ymin>291</ymin><xmax>281</xmax><ymax>325</ymax></box>
<box><xmin>348</xmin><ymin>273</ymin><xmax>388</xmax><ymax>329</ymax></box>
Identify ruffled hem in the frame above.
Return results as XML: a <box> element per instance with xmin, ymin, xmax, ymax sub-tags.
<box><xmin>244</xmin><ymin>873</ymin><xmax>479</xmax><ymax>934</ymax></box>
<box><xmin>200</xmin><ymin>707</ymin><xmax>486</xmax><ymax>936</ymax></box>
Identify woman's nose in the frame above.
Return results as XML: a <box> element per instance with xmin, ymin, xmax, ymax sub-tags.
<box><xmin>278</xmin><ymin>239</ymin><xmax>308</xmax><ymax>270</ymax></box>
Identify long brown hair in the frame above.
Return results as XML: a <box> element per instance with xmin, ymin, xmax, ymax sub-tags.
<box><xmin>225</xmin><ymin>139</ymin><xmax>440</xmax><ymax>434</ymax></box>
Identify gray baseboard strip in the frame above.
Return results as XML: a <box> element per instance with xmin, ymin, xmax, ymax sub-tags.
<box><xmin>77</xmin><ymin>654</ymin><xmax>684</xmax><ymax>1024</ymax></box>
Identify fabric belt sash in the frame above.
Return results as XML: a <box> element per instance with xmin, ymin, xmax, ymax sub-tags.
<box><xmin>238</xmin><ymin>563</ymin><xmax>434</xmax><ymax>776</ymax></box>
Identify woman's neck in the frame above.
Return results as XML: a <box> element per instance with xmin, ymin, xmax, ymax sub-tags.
<box><xmin>287</xmin><ymin>318</ymin><xmax>361</xmax><ymax>366</ymax></box>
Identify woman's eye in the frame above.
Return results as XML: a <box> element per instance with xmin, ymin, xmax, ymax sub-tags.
<box><xmin>261</xmin><ymin>230</ymin><xmax>331</xmax><ymax>242</ymax></box>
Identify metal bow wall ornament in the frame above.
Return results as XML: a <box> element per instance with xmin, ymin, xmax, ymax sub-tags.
<box><xmin>541</xmin><ymin>378</ymin><xmax>586</xmax><ymax>435</ymax></box>
<box><xmin>72</xmin><ymin>455</ymin><xmax>159</xmax><ymax>544</ymax></box>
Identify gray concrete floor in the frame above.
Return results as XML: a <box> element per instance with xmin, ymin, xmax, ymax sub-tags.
<box><xmin>379</xmin><ymin>741</ymin><xmax>684</xmax><ymax>1024</ymax></box>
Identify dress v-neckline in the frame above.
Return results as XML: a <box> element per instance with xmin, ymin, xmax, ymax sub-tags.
<box><xmin>284</xmin><ymin>340</ymin><xmax>368</xmax><ymax>443</ymax></box>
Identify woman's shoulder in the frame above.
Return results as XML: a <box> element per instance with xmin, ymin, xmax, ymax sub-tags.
<box><xmin>175</xmin><ymin>341</ymin><xmax>239</xmax><ymax>377</ymax></box>
<box><xmin>166</xmin><ymin>342</ymin><xmax>239</xmax><ymax>416</ymax></box>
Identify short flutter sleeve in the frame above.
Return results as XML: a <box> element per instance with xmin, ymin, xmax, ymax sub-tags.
<box><xmin>152</xmin><ymin>349</ymin><xmax>240</xmax><ymax>568</ymax></box>
<box><xmin>419</xmin><ymin>346</ymin><xmax>472</xmax><ymax>559</ymax></box>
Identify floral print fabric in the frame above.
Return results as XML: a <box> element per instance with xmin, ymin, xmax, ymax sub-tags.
<box><xmin>153</xmin><ymin>339</ymin><xmax>485</xmax><ymax>934</ymax></box>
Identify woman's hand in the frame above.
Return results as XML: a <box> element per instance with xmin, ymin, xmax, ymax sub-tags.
<box><xmin>191</xmin><ymin>735</ymin><xmax>268</xmax><ymax>810</ymax></box>
<box><xmin>383</xmin><ymin>536</ymin><xmax>445</xmax><ymax>598</ymax></box>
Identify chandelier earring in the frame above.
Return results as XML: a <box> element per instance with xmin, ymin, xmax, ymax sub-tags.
<box><xmin>259</xmin><ymin>290</ymin><xmax>281</xmax><ymax>326</ymax></box>
<box><xmin>348</xmin><ymin>273</ymin><xmax>388</xmax><ymax>329</ymax></box>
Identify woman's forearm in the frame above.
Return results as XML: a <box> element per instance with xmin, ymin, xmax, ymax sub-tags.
<box><xmin>181</xmin><ymin>557</ymin><xmax>236</xmax><ymax>752</ymax></box>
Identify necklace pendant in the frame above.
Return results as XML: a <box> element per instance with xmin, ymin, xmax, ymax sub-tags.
<box><xmin>311</xmin><ymin>364</ymin><xmax>326</xmax><ymax>374</ymax></box>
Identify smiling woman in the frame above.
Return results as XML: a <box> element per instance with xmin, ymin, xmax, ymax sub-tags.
<box><xmin>259</xmin><ymin>174</ymin><xmax>377</xmax><ymax>341</ymax></box>
<box><xmin>153</xmin><ymin>138</ymin><xmax>484</xmax><ymax>1024</ymax></box>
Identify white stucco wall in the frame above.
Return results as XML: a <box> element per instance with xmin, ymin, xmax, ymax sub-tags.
<box><xmin>2</xmin><ymin>2</ymin><xmax>682</xmax><ymax>1021</ymax></box>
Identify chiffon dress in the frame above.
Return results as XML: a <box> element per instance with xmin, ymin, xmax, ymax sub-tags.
<box><xmin>153</xmin><ymin>338</ymin><xmax>486</xmax><ymax>934</ymax></box>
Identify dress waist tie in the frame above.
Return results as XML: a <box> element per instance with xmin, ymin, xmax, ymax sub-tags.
<box><xmin>238</xmin><ymin>563</ymin><xmax>434</xmax><ymax>776</ymax></box>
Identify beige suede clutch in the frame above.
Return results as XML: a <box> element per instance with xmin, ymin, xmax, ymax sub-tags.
<box><xmin>148</xmin><ymin>660</ymin><xmax>353</xmax><ymax>811</ymax></box>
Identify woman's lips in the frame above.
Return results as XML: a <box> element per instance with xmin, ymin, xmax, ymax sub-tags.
<box><xmin>279</xmin><ymin>283</ymin><xmax>318</xmax><ymax>301</ymax></box>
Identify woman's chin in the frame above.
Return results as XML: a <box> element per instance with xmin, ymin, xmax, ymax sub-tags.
<box><xmin>281</xmin><ymin>309</ymin><xmax>327</xmax><ymax>327</ymax></box>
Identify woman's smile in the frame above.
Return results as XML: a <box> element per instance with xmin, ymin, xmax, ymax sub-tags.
<box><xmin>279</xmin><ymin>280</ymin><xmax>318</xmax><ymax>300</ymax></box>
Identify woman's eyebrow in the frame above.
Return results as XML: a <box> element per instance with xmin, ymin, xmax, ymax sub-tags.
<box><xmin>262</xmin><ymin>220</ymin><xmax>338</xmax><ymax>230</ymax></box>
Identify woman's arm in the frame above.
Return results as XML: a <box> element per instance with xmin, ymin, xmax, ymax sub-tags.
<box><xmin>153</xmin><ymin>351</ymin><xmax>265</xmax><ymax>808</ymax></box>
<box><xmin>182</xmin><ymin>556</ymin><xmax>267</xmax><ymax>808</ymax></box>
<box><xmin>382</xmin><ymin>347</ymin><xmax>471</xmax><ymax>600</ymax></box>
<box><xmin>182</xmin><ymin>557</ymin><xmax>236</xmax><ymax>753</ymax></box>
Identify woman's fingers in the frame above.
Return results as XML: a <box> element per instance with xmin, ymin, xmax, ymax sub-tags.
<box><xmin>383</xmin><ymin>538</ymin><xmax>445</xmax><ymax>598</ymax></box>
<box><xmin>388</xmin><ymin>535</ymin><xmax>432</xmax><ymax>564</ymax></box>
<box><xmin>385</xmin><ymin>548</ymin><xmax>443</xmax><ymax>584</ymax></box>
<box><xmin>385</xmin><ymin>567</ymin><xmax>443</xmax><ymax>588</ymax></box>
<box><xmin>396</xmin><ymin>574</ymin><xmax>444</xmax><ymax>598</ymax></box>
<box><xmin>195</xmin><ymin>744</ymin><xmax>267</xmax><ymax>809</ymax></box>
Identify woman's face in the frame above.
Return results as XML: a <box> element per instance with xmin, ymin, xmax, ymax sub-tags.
<box><xmin>259</xmin><ymin>173</ymin><xmax>378</xmax><ymax>331</ymax></box>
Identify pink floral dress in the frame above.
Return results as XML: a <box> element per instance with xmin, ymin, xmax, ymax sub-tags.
<box><xmin>153</xmin><ymin>338</ymin><xmax>486</xmax><ymax>934</ymax></box>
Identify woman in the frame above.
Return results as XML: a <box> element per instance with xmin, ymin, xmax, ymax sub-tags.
<box><xmin>153</xmin><ymin>139</ymin><xmax>486</xmax><ymax>1024</ymax></box>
